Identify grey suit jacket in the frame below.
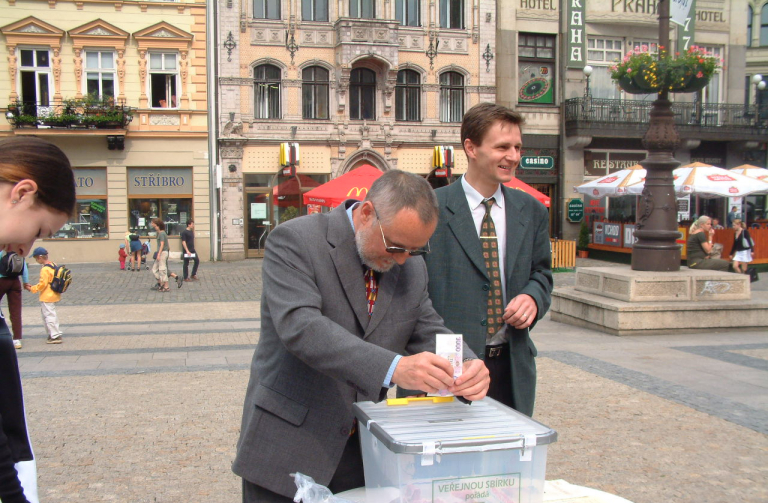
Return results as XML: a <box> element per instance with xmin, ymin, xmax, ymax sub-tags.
<box><xmin>422</xmin><ymin>181</ymin><xmax>553</xmax><ymax>416</ymax></box>
<box><xmin>232</xmin><ymin>201</ymin><xmax>474</xmax><ymax>497</ymax></box>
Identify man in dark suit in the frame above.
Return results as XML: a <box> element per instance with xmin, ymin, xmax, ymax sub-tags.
<box><xmin>415</xmin><ymin>103</ymin><xmax>553</xmax><ymax>417</ymax></box>
<box><xmin>233</xmin><ymin>170</ymin><xmax>490</xmax><ymax>503</ymax></box>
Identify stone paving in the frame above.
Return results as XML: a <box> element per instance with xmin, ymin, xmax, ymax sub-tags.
<box><xmin>8</xmin><ymin>258</ymin><xmax>768</xmax><ymax>503</ymax></box>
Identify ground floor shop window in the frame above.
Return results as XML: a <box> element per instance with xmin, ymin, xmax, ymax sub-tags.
<box><xmin>129</xmin><ymin>198</ymin><xmax>192</xmax><ymax>236</ymax></box>
<box><xmin>55</xmin><ymin>199</ymin><xmax>108</xmax><ymax>238</ymax></box>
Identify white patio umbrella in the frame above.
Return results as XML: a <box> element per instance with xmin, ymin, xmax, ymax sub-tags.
<box><xmin>574</xmin><ymin>164</ymin><xmax>646</xmax><ymax>198</ymax></box>
<box><xmin>729</xmin><ymin>164</ymin><xmax>768</xmax><ymax>194</ymax></box>
<box><xmin>673</xmin><ymin>162</ymin><xmax>765</xmax><ymax>198</ymax></box>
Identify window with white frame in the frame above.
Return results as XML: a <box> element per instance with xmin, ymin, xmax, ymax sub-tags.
<box><xmin>254</xmin><ymin>0</ymin><xmax>281</xmax><ymax>19</ymax></box>
<box><xmin>439</xmin><ymin>0</ymin><xmax>463</xmax><ymax>29</ymax></box>
<box><xmin>19</xmin><ymin>48</ymin><xmax>51</xmax><ymax>116</ymax></box>
<box><xmin>395</xmin><ymin>69</ymin><xmax>420</xmax><ymax>121</ymax></box>
<box><xmin>302</xmin><ymin>66</ymin><xmax>329</xmax><ymax>119</ymax></box>
<box><xmin>762</xmin><ymin>5</ymin><xmax>768</xmax><ymax>46</ymax></box>
<box><xmin>149</xmin><ymin>52</ymin><xmax>178</xmax><ymax>108</ymax></box>
<box><xmin>587</xmin><ymin>37</ymin><xmax>624</xmax><ymax>99</ymax></box>
<box><xmin>254</xmin><ymin>64</ymin><xmax>281</xmax><ymax>119</ymax></box>
<box><xmin>350</xmin><ymin>0</ymin><xmax>374</xmax><ymax>18</ymax></box>
<box><xmin>696</xmin><ymin>45</ymin><xmax>723</xmax><ymax>104</ymax></box>
<box><xmin>396</xmin><ymin>0</ymin><xmax>420</xmax><ymax>26</ymax></box>
<box><xmin>85</xmin><ymin>50</ymin><xmax>116</xmax><ymax>100</ymax></box>
<box><xmin>439</xmin><ymin>71</ymin><xmax>464</xmax><ymax>122</ymax></box>
<box><xmin>302</xmin><ymin>0</ymin><xmax>328</xmax><ymax>21</ymax></box>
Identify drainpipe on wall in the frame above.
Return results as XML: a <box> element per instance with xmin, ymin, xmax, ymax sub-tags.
<box><xmin>206</xmin><ymin>0</ymin><xmax>220</xmax><ymax>261</ymax></box>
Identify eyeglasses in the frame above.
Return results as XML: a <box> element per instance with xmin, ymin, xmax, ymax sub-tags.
<box><xmin>372</xmin><ymin>206</ymin><xmax>431</xmax><ymax>256</ymax></box>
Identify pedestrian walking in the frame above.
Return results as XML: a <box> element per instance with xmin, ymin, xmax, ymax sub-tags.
<box><xmin>150</xmin><ymin>219</ymin><xmax>182</xmax><ymax>291</ymax></box>
<box><xmin>28</xmin><ymin>247</ymin><xmax>64</xmax><ymax>344</ymax></box>
<box><xmin>181</xmin><ymin>220</ymin><xmax>199</xmax><ymax>281</ymax></box>
<box><xmin>0</xmin><ymin>250</ymin><xmax>31</xmax><ymax>349</ymax></box>
<box><xmin>0</xmin><ymin>136</ymin><xmax>76</xmax><ymax>503</ymax></box>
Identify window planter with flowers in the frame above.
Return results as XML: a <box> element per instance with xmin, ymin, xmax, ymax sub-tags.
<box><xmin>610</xmin><ymin>45</ymin><xmax>722</xmax><ymax>94</ymax></box>
<box><xmin>5</xmin><ymin>95</ymin><xmax>134</xmax><ymax>130</ymax></box>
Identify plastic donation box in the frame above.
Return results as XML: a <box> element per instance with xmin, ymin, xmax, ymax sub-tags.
<box><xmin>352</xmin><ymin>397</ymin><xmax>557</xmax><ymax>503</ymax></box>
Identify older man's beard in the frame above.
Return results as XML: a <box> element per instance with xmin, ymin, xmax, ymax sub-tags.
<box><xmin>355</xmin><ymin>225</ymin><xmax>396</xmax><ymax>273</ymax></box>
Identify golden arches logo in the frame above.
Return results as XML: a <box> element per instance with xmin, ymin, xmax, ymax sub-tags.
<box><xmin>346</xmin><ymin>187</ymin><xmax>368</xmax><ymax>197</ymax></box>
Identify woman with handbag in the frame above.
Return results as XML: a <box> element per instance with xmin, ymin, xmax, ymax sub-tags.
<box><xmin>730</xmin><ymin>219</ymin><xmax>754</xmax><ymax>274</ymax></box>
<box><xmin>0</xmin><ymin>137</ymin><xmax>76</xmax><ymax>503</ymax></box>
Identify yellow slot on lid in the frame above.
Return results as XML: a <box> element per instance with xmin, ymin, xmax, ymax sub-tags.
<box><xmin>386</xmin><ymin>396</ymin><xmax>455</xmax><ymax>406</ymax></box>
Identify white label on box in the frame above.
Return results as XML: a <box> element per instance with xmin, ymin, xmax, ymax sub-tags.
<box><xmin>433</xmin><ymin>473</ymin><xmax>522</xmax><ymax>503</ymax></box>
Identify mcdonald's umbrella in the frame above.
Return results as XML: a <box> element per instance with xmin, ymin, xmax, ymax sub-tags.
<box><xmin>272</xmin><ymin>174</ymin><xmax>321</xmax><ymax>206</ymax></box>
<box><xmin>302</xmin><ymin>164</ymin><xmax>383</xmax><ymax>207</ymax></box>
<box><xmin>503</xmin><ymin>177</ymin><xmax>551</xmax><ymax>207</ymax></box>
<box><xmin>729</xmin><ymin>164</ymin><xmax>768</xmax><ymax>193</ymax></box>
<box><xmin>573</xmin><ymin>164</ymin><xmax>647</xmax><ymax>198</ymax></box>
<box><xmin>673</xmin><ymin>162</ymin><xmax>766</xmax><ymax>198</ymax></box>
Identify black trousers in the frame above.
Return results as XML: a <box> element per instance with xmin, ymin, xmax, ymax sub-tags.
<box><xmin>485</xmin><ymin>343</ymin><xmax>514</xmax><ymax>408</ymax></box>
<box><xmin>242</xmin><ymin>430</ymin><xmax>364</xmax><ymax>503</ymax></box>
<box><xmin>182</xmin><ymin>254</ymin><xmax>199</xmax><ymax>279</ymax></box>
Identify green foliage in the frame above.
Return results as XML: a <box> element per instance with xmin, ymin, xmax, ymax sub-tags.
<box><xmin>577</xmin><ymin>220</ymin><xmax>590</xmax><ymax>251</ymax></box>
<box><xmin>610</xmin><ymin>45</ymin><xmax>722</xmax><ymax>92</ymax></box>
<box><xmin>280</xmin><ymin>206</ymin><xmax>300</xmax><ymax>223</ymax></box>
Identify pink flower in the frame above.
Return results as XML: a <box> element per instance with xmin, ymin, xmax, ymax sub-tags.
<box><xmin>696</xmin><ymin>71</ymin><xmax>703</xmax><ymax>78</ymax></box>
<box><xmin>627</xmin><ymin>68</ymin><xmax>632</xmax><ymax>73</ymax></box>
<box><xmin>641</xmin><ymin>44</ymin><xmax>648</xmax><ymax>52</ymax></box>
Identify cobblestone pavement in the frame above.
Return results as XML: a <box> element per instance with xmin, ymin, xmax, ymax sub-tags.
<box><xmin>8</xmin><ymin>258</ymin><xmax>768</xmax><ymax>503</ymax></box>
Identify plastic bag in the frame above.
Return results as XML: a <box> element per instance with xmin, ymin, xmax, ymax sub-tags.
<box><xmin>291</xmin><ymin>473</ymin><xmax>357</xmax><ymax>503</ymax></box>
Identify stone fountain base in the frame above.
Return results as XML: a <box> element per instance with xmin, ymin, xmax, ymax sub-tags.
<box><xmin>550</xmin><ymin>266</ymin><xmax>768</xmax><ymax>336</ymax></box>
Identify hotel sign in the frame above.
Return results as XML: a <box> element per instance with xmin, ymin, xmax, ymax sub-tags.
<box><xmin>567</xmin><ymin>0</ymin><xmax>586</xmax><ymax>69</ymax></box>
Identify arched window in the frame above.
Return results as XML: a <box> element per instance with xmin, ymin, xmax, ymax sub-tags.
<box><xmin>761</xmin><ymin>4</ymin><xmax>768</xmax><ymax>46</ymax></box>
<box><xmin>439</xmin><ymin>71</ymin><xmax>464</xmax><ymax>123</ymax></box>
<box><xmin>350</xmin><ymin>0</ymin><xmax>374</xmax><ymax>18</ymax></box>
<box><xmin>350</xmin><ymin>68</ymin><xmax>375</xmax><ymax>120</ymax></box>
<box><xmin>302</xmin><ymin>66</ymin><xmax>329</xmax><ymax>119</ymax></box>
<box><xmin>395</xmin><ymin>69</ymin><xmax>420</xmax><ymax>121</ymax></box>
<box><xmin>254</xmin><ymin>64</ymin><xmax>281</xmax><ymax>119</ymax></box>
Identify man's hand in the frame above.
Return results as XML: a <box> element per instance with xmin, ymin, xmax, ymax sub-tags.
<box><xmin>448</xmin><ymin>359</ymin><xmax>490</xmax><ymax>401</ymax></box>
<box><xmin>502</xmin><ymin>294</ymin><xmax>537</xmax><ymax>329</ymax></box>
<box><xmin>391</xmin><ymin>352</ymin><xmax>455</xmax><ymax>393</ymax></box>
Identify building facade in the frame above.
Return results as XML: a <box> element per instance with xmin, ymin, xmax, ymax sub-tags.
<box><xmin>1</xmin><ymin>0</ymin><xmax>210</xmax><ymax>263</ymax></box>
<box><xmin>216</xmin><ymin>0</ymin><xmax>496</xmax><ymax>260</ymax></box>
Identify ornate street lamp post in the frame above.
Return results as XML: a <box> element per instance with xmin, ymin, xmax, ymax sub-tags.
<box><xmin>753</xmin><ymin>74</ymin><xmax>766</xmax><ymax>126</ymax></box>
<box><xmin>631</xmin><ymin>0</ymin><xmax>682</xmax><ymax>271</ymax></box>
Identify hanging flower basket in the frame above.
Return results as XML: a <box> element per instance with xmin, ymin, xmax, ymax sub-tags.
<box><xmin>611</xmin><ymin>45</ymin><xmax>721</xmax><ymax>95</ymax></box>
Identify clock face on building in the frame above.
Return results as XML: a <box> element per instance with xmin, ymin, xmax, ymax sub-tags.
<box><xmin>518</xmin><ymin>64</ymin><xmax>554</xmax><ymax>104</ymax></box>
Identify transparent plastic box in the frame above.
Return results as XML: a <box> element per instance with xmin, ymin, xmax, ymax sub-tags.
<box><xmin>353</xmin><ymin>397</ymin><xmax>557</xmax><ymax>503</ymax></box>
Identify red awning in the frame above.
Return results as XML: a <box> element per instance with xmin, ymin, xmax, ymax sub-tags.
<box><xmin>302</xmin><ymin>165</ymin><xmax>384</xmax><ymax>208</ymax></box>
<box><xmin>503</xmin><ymin>177</ymin><xmax>551</xmax><ymax>208</ymax></box>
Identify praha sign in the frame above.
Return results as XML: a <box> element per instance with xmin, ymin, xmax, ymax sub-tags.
<box><xmin>520</xmin><ymin>156</ymin><xmax>554</xmax><ymax>170</ymax></box>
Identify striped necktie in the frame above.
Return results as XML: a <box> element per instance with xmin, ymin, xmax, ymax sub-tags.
<box><xmin>365</xmin><ymin>268</ymin><xmax>377</xmax><ymax>317</ymax></box>
<box><xmin>480</xmin><ymin>198</ymin><xmax>503</xmax><ymax>340</ymax></box>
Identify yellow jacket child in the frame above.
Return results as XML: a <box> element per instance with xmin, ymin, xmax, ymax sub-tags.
<box><xmin>29</xmin><ymin>262</ymin><xmax>61</xmax><ymax>303</ymax></box>
<box><xmin>27</xmin><ymin>247</ymin><xmax>64</xmax><ymax>344</ymax></box>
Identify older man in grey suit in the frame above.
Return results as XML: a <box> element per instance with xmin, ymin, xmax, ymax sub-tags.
<box><xmin>233</xmin><ymin>170</ymin><xmax>490</xmax><ymax>503</ymax></box>
<box><xmin>405</xmin><ymin>103</ymin><xmax>552</xmax><ymax>417</ymax></box>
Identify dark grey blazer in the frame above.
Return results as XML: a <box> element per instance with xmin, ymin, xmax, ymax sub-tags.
<box><xmin>232</xmin><ymin>201</ymin><xmax>474</xmax><ymax>497</ymax></box>
<box><xmin>423</xmin><ymin>181</ymin><xmax>553</xmax><ymax>416</ymax></box>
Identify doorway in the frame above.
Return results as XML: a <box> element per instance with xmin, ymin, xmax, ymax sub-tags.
<box><xmin>245</xmin><ymin>191</ymin><xmax>272</xmax><ymax>258</ymax></box>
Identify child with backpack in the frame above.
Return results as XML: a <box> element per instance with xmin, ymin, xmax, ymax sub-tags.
<box><xmin>0</xmin><ymin>250</ymin><xmax>30</xmax><ymax>349</ymax></box>
<box><xmin>26</xmin><ymin>247</ymin><xmax>66</xmax><ymax>344</ymax></box>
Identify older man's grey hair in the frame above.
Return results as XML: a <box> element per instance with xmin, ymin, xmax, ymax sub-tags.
<box><xmin>365</xmin><ymin>170</ymin><xmax>438</xmax><ymax>225</ymax></box>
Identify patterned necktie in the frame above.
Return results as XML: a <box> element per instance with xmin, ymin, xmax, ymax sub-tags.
<box><xmin>365</xmin><ymin>268</ymin><xmax>377</xmax><ymax>317</ymax></box>
<box><xmin>480</xmin><ymin>198</ymin><xmax>503</xmax><ymax>340</ymax></box>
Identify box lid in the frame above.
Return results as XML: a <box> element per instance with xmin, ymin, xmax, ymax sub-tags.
<box><xmin>353</xmin><ymin>397</ymin><xmax>557</xmax><ymax>455</ymax></box>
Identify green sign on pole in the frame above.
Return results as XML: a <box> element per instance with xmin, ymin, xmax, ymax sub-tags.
<box><xmin>567</xmin><ymin>199</ymin><xmax>584</xmax><ymax>223</ymax></box>
<box><xmin>520</xmin><ymin>156</ymin><xmax>554</xmax><ymax>170</ymax></box>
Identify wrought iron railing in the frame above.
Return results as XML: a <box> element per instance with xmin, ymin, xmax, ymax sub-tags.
<box><xmin>565</xmin><ymin>97</ymin><xmax>768</xmax><ymax>130</ymax></box>
<box><xmin>5</xmin><ymin>98</ymin><xmax>134</xmax><ymax>130</ymax></box>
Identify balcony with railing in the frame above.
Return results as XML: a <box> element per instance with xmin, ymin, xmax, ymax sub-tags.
<box><xmin>5</xmin><ymin>97</ymin><xmax>134</xmax><ymax>132</ymax></box>
<box><xmin>565</xmin><ymin>97</ymin><xmax>768</xmax><ymax>140</ymax></box>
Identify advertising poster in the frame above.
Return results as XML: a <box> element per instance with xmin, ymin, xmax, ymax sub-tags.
<box><xmin>518</xmin><ymin>63</ymin><xmax>554</xmax><ymax>104</ymax></box>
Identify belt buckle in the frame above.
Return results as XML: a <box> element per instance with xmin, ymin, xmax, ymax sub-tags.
<box><xmin>488</xmin><ymin>346</ymin><xmax>502</xmax><ymax>358</ymax></box>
